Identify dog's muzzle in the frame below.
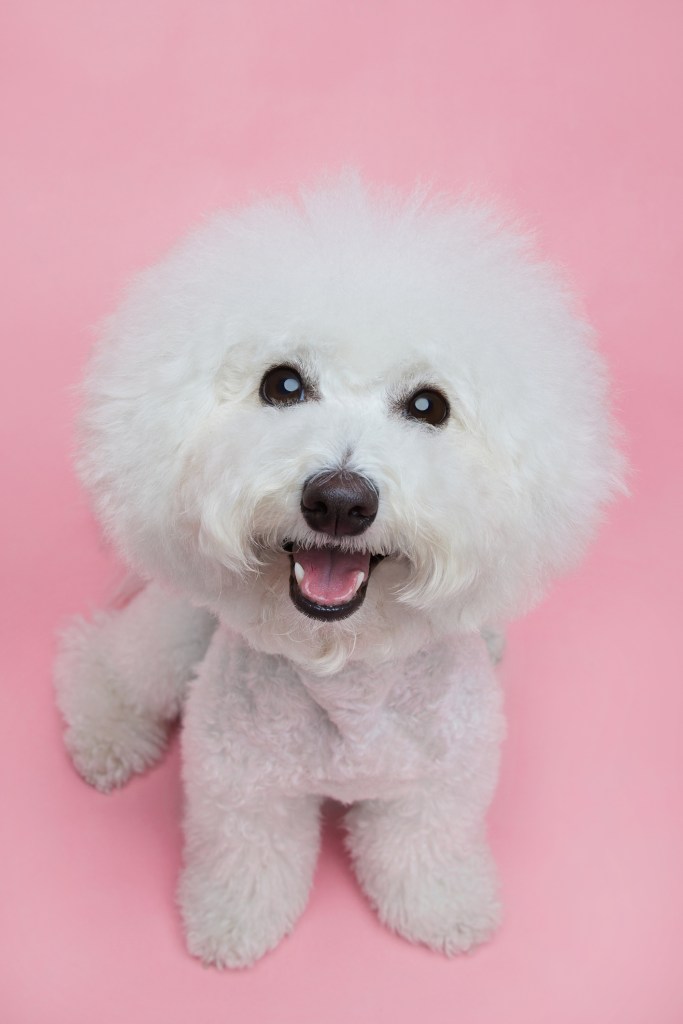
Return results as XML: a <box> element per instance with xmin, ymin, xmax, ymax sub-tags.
<box><xmin>288</xmin><ymin>470</ymin><xmax>382</xmax><ymax>621</ymax></box>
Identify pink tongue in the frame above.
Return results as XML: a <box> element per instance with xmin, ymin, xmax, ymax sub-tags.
<box><xmin>294</xmin><ymin>547</ymin><xmax>371</xmax><ymax>606</ymax></box>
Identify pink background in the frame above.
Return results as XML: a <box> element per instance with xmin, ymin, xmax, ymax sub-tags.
<box><xmin>1</xmin><ymin>1</ymin><xmax>682</xmax><ymax>1021</ymax></box>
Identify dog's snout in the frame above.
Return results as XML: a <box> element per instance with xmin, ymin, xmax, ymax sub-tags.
<box><xmin>301</xmin><ymin>470</ymin><xmax>378</xmax><ymax>537</ymax></box>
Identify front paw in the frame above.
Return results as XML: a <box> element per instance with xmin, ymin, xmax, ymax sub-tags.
<box><xmin>347</xmin><ymin>804</ymin><xmax>501</xmax><ymax>955</ymax></box>
<box><xmin>367</xmin><ymin>847</ymin><xmax>501</xmax><ymax>954</ymax></box>
<box><xmin>55</xmin><ymin>616</ymin><xmax>170</xmax><ymax>792</ymax></box>
<box><xmin>64</xmin><ymin>712</ymin><xmax>168</xmax><ymax>793</ymax></box>
<box><xmin>178</xmin><ymin>854</ymin><xmax>313</xmax><ymax>968</ymax></box>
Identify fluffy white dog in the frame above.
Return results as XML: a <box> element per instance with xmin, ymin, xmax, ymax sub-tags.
<box><xmin>55</xmin><ymin>174</ymin><xmax>622</xmax><ymax>967</ymax></box>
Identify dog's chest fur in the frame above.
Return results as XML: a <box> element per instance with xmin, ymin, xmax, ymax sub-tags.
<box><xmin>183</xmin><ymin>627</ymin><xmax>504</xmax><ymax>804</ymax></box>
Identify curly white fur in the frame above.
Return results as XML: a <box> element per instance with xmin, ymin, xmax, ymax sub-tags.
<box><xmin>55</xmin><ymin>173</ymin><xmax>623</xmax><ymax>967</ymax></box>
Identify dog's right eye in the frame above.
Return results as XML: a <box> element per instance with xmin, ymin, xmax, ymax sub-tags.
<box><xmin>260</xmin><ymin>366</ymin><xmax>306</xmax><ymax>406</ymax></box>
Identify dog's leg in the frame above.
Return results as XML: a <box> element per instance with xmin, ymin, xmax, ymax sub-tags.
<box><xmin>179</xmin><ymin>795</ymin><xmax>321</xmax><ymax>968</ymax></box>
<box><xmin>178</xmin><ymin>634</ymin><xmax>323</xmax><ymax>968</ymax></box>
<box><xmin>345</xmin><ymin>786</ymin><xmax>501</xmax><ymax>954</ymax></box>
<box><xmin>179</xmin><ymin>787</ymin><xmax>321</xmax><ymax>968</ymax></box>
<box><xmin>55</xmin><ymin>582</ymin><xmax>216</xmax><ymax>792</ymax></box>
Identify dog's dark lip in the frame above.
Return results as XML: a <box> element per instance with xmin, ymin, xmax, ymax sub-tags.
<box><xmin>284</xmin><ymin>541</ymin><xmax>385</xmax><ymax>621</ymax></box>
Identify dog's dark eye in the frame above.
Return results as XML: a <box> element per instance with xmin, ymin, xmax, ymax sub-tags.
<box><xmin>260</xmin><ymin>366</ymin><xmax>306</xmax><ymax>406</ymax></box>
<box><xmin>404</xmin><ymin>388</ymin><xmax>450</xmax><ymax>426</ymax></box>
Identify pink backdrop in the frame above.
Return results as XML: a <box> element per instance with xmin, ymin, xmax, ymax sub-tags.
<box><xmin>1</xmin><ymin>1</ymin><xmax>682</xmax><ymax>1021</ymax></box>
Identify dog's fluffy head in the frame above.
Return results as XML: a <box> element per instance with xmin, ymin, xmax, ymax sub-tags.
<box><xmin>79</xmin><ymin>175</ymin><xmax>623</xmax><ymax>673</ymax></box>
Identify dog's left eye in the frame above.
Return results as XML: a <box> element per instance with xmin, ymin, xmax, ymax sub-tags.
<box><xmin>404</xmin><ymin>388</ymin><xmax>450</xmax><ymax>426</ymax></box>
<box><xmin>260</xmin><ymin>365</ymin><xmax>306</xmax><ymax>406</ymax></box>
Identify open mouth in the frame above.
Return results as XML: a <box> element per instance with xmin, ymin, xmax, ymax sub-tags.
<box><xmin>284</xmin><ymin>541</ymin><xmax>384</xmax><ymax>621</ymax></box>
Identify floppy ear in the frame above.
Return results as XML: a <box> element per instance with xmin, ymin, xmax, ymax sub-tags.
<box><xmin>77</xmin><ymin>232</ymin><xmax>229</xmax><ymax>584</ymax></box>
<box><xmin>493</xmin><ymin>331</ymin><xmax>626</xmax><ymax>624</ymax></box>
<box><xmin>530</xmin><ymin>335</ymin><xmax>626</xmax><ymax>568</ymax></box>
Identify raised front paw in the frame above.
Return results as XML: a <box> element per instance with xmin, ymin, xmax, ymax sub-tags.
<box><xmin>55</xmin><ymin>615</ymin><xmax>172</xmax><ymax>792</ymax></box>
<box><xmin>64</xmin><ymin>711</ymin><xmax>169</xmax><ymax>793</ymax></box>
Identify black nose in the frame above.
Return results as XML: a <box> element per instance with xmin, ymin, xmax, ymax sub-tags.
<box><xmin>301</xmin><ymin>470</ymin><xmax>379</xmax><ymax>537</ymax></box>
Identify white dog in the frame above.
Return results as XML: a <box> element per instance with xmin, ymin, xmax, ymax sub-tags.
<box><xmin>55</xmin><ymin>174</ymin><xmax>622</xmax><ymax>967</ymax></box>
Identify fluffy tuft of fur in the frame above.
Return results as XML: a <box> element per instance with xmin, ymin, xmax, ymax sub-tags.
<box><xmin>57</xmin><ymin>174</ymin><xmax>623</xmax><ymax>965</ymax></box>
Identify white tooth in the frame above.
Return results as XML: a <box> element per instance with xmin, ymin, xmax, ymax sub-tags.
<box><xmin>352</xmin><ymin>571</ymin><xmax>365</xmax><ymax>594</ymax></box>
<box><xmin>294</xmin><ymin>562</ymin><xmax>305</xmax><ymax>585</ymax></box>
